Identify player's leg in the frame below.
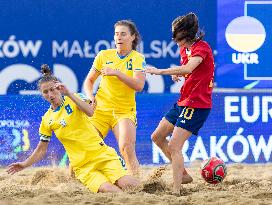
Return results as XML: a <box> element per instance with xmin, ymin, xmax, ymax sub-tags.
<box><xmin>74</xmin><ymin>164</ymin><xmax>122</xmax><ymax>193</ymax></box>
<box><xmin>151</xmin><ymin>117</ymin><xmax>174</xmax><ymax>160</ymax></box>
<box><xmin>151</xmin><ymin>103</ymin><xmax>181</xmax><ymax>160</ymax></box>
<box><xmin>99</xmin><ymin>146</ymin><xmax>140</xmax><ymax>190</ymax></box>
<box><xmin>89</xmin><ymin>110</ymin><xmax>112</xmax><ymax>139</ymax></box>
<box><xmin>172</xmin><ymin>107</ymin><xmax>211</xmax><ymax>189</ymax></box>
<box><xmin>168</xmin><ymin>127</ymin><xmax>191</xmax><ymax>194</ymax></box>
<box><xmin>151</xmin><ymin>103</ymin><xmax>192</xmax><ymax>183</ymax></box>
<box><xmin>112</xmin><ymin>119</ymin><xmax>140</xmax><ymax>176</ymax></box>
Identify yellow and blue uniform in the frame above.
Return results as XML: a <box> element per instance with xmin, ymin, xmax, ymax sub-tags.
<box><xmin>39</xmin><ymin>93</ymin><xmax>127</xmax><ymax>193</ymax></box>
<box><xmin>91</xmin><ymin>49</ymin><xmax>146</xmax><ymax>137</ymax></box>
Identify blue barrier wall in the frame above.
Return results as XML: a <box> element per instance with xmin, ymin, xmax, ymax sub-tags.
<box><xmin>0</xmin><ymin>92</ymin><xmax>271</xmax><ymax>166</ymax></box>
<box><xmin>0</xmin><ymin>0</ymin><xmax>216</xmax><ymax>95</ymax></box>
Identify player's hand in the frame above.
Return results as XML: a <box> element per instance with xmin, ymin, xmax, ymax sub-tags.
<box><xmin>171</xmin><ymin>75</ymin><xmax>181</xmax><ymax>82</ymax></box>
<box><xmin>89</xmin><ymin>94</ymin><xmax>97</xmax><ymax>108</ymax></box>
<box><xmin>101</xmin><ymin>68</ymin><xmax>119</xmax><ymax>76</ymax></box>
<box><xmin>6</xmin><ymin>162</ymin><xmax>27</xmax><ymax>175</ymax></box>
<box><xmin>145</xmin><ymin>66</ymin><xmax>161</xmax><ymax>75</ymax></box>
<box><xmin>54</xmin><ymin>81</ymin><xmax>71</xmax><ymax>96</ymax></box>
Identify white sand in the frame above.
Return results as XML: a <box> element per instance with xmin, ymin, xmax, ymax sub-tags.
<box><xmin>1</xmin><ymin>162</ymin><xmax>272</xmax><ymax>205</ymax></box>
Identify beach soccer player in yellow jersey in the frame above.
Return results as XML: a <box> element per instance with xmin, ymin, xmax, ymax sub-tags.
<box><xmin>6</xmin><ymin>64</ymin><xmax>140</xmax><ymax>193</ymax></box>
<box><xmin>84</xmin><ymin>20</ymin><xmax>146</xmax><ymax>176</ymax></box>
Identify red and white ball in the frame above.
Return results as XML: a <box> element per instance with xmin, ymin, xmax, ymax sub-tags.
<box><xmin>200</xmin><ymin>157</ymin><xmax>227</xmax><ymax>184</ymax></box>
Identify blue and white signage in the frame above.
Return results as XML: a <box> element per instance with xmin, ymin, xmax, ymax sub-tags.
<box><xmin>217</xmin><ymin>0</ymin><xmax>272</xmax><ymax>88</ymax></box>
<box><xmin>0</xmin><ymin>0</ymin><xmax>216</xmax><ymax>95</ymax></box>
<box><xmin>0</xmin><ymin>92</ymin><xmax>271</xmax><ymax>166</ymax></box>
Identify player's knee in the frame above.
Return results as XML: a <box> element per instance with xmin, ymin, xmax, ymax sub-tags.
<box><xmin>151</xmin><ymin>132</ymin><xmax>162</xmax><ymax>145</ymax></box>
<box><xmin>151</xmin><ymin>132</ymin><xmax>158</xmax><ymax>142</ymax></box>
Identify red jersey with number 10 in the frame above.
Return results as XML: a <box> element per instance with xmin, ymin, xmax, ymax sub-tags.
<box><xmin>177</xmin><ymin>40</ymin><xmax>214</xmax><ymax>108</ymax></box>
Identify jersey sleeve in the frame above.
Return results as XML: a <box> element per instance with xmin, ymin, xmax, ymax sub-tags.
<box><xmin>39</xmin><ymin>115</ymin><xmax>52</xmax><ymax>142</ymax></box>
<box><xmin>92</xmin><ymin>50</ymin><xmax>104</xmax><ymax>73</ymax></box>
<box><xmin>133</xmin><ymin>54</ymin><xmax>146</xmax><ymax>73</ymax></box>
<box><xmin>191</xmin><ymin>42</ymin><xmax>209</xmax><ymax>60</ymax></box>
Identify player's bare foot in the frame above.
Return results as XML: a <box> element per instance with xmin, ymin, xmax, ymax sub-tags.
<box><xmin>182</xmin><ymin>168</ymin><xmax>193</xmax><ymax>184</ymax></box>
<box><xmin>182</xmin><ymin>174</ymin><xmax>193</xmax><ymax>184</ymax></box>
<box><xmin>172</xmin><ymin>190</ymin><xmax>181</xmax><ymax>197</ymax></box>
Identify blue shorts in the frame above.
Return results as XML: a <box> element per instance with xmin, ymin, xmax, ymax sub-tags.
<box><xmin>164</xmin><ymin>103</ymin><xmax>211</xmax><ymax>135</ymax></box>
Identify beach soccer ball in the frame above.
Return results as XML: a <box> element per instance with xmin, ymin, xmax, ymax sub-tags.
<box><xmin>200</xmin><ymin>157</ymin><xmax>227</xmax><ymax>184</ymax></box>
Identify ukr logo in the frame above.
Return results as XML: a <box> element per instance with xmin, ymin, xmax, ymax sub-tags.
<box><xmin>225</xmin><ymin>16</ymin><xmax>266</xmax><ymax>64</ymax></box>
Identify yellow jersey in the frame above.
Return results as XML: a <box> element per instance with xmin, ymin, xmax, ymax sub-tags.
<box><xmin>92</xmin><ymin>49</ymin><xmax>146</xmax><ymax>111</ymax></box>
<box><xmin>39</xmin><ymin>93</ymin><xmax>106</xmax><ymax>168</ymax></box>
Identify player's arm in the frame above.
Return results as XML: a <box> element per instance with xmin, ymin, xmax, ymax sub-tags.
<box><xmin>83</xmin><ymin>68</ymin><xmax>100</xmax><ymax>106</ymax></box>
<box><xmin>101</xmin><ymin>68</ymin><xmax>145</xmax><ymax>92</ymax></box>
<box><xmin>68</xmin><ymin>93</ymin><xmax>94</xmax><ymax>117</ymax></box>
<box><xmin>7</xmin><ymin>141</ymin><xmax>49</xmax><ymax>174</ymax></box>
<box><xmin>116</xmin><ymin>70</ymin><xmax>145</xmax><ymax>92</ymax></box>
<box><xmin>55</xmin><ymin>81</ymin><xmax>94</xmax><ymax>117</ymax></box>
<box><xmin>146</xmin><ymin>56</ymin><xmax>203</xmax><ymax>76</ymax></box>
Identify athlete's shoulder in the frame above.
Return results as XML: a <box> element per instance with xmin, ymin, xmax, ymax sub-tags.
<box><xmin>100</xmin><ymin>49</ymin><xmax>116</xmax><ymax>55</ymax></box>
<box><xmin>95</xmin><ymin>49</ymin><xmax>109</xmax><ymax>57</ymax></box>
<box><xmin>131</xmin><ymin>50</ymin><xmax>145</xmax><ymax>59</ymax></box>
<box><xmin>41</xmin><ymin>108</ymin><xmax>51</xmax><ymax>121</ymax></box>
<box><xmin>195</xmin><ymin>40</ymin><xmax>212</xmax><ymax>51</ymax></box>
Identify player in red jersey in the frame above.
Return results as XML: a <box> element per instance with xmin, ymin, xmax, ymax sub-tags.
<box><xmin>145</xmin><ymin>12</ymin><xmax>214</xmax><ymax>195</ymax></box>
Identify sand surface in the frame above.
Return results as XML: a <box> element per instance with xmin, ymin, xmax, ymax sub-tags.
<box><xmin>0</xmin><ymin>162</ymin><xmax>272</xmax><ymax>205</ymax></box>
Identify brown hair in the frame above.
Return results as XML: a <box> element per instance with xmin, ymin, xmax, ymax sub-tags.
<box><xmin>114</xmin><ymin>20</ymin><xmax>141</xmax><ymax>50</ymax></box>
<box><xmin>172</xmin><ymin>12</ymin><xmax>204</xmax><ymax>43</ymax></box>
<box><xmin>38</xmin><ymin>64</ymin><xmax>58</xmax><ymax>89</ymax></box>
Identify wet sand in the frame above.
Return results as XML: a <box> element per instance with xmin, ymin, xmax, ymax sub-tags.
<box><xmin>1</xmin><ymin>162</ymin><xmax>272</xmax><ymax>205</ymax></box>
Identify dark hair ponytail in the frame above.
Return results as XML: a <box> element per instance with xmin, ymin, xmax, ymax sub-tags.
<box><xmin>38</xmin><ymin>64</ymin><xmax>58</xmax><ymax>89</ymax></box>
<box><xmin>40</xmin><ymin>64</ymin><xmax>51</xmax><ymax>76</ymax></box>
<box><xmin>172</xmin><ymin>12</ymin><xmax>205</xmax><ymax>43</ymax></box>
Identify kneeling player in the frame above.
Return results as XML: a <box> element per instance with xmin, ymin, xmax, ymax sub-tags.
<box><xmin>6</xmin><ymin>64</ymin><xmax>139</xmax><ymax>193</ymax></box>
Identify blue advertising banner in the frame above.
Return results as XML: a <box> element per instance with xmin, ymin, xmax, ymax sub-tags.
<box><xmin>0</xmin><ymin>92</ymin><xmax>271</xmax><ymax>166</ymax></box>
<box><xmin>0</xmin><ymin>0</ymin><xmax>216</xmax><ymax>95</ymax></box>
<box><xmin>217</xmin><ymin>0</ymin><xmax>272</xmax><ymax>88</ymax></box>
